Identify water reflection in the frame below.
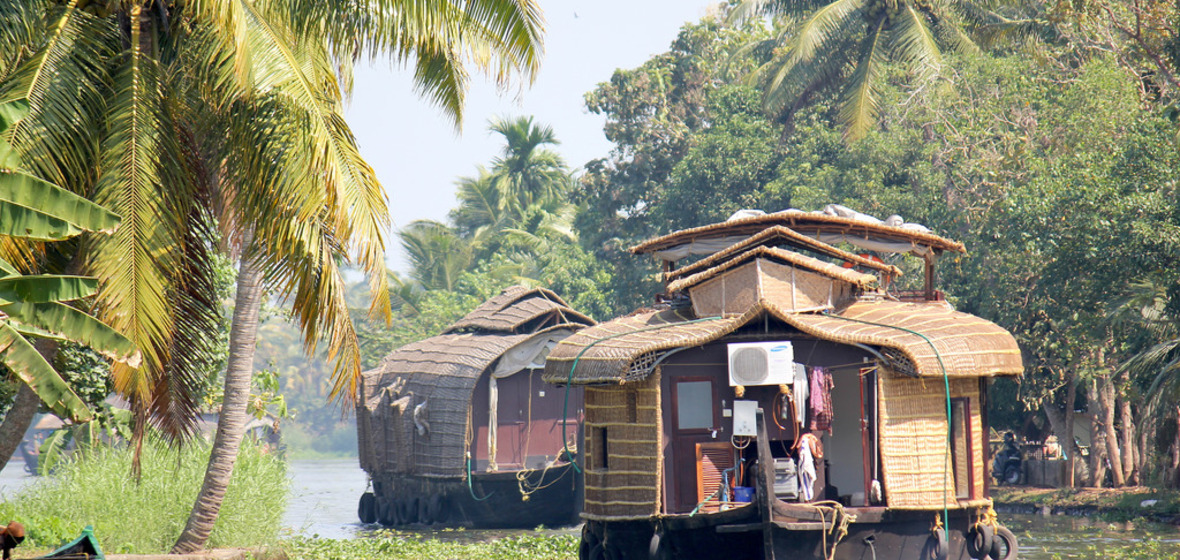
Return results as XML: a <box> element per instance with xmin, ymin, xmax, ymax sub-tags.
<box><xmin>1006</xmin><ymin>512</ymin><xmax>1180</xmax><ymax>560</ymax></box>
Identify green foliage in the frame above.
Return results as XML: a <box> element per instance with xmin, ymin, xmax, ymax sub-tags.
<box><xmin>0</xmin><ymin>439</ymin><xmax>287</xmax><ymax>553</ymax></box>
<box><xmin>284</xmin><ymin>531</ymin><xmax>579</xmax><ymax>560</ymax></box>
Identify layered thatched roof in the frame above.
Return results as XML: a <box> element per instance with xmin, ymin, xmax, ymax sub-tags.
<box><xmin>667</xmin><ymin>245</ymin><xmax>878</xmax><ymax>293</ymax></box>
<box><xmin>360</xmin><ymin>286</ymin><xmax>594</xmax><ymax>478</ymax></box>
<box><xmin>631</xmin><ymin>209</ymin><xmax>966</xmax><ymax>258</ymax></box>
<box><xmin>665</xmin><ymin>225</ymin><xmax>901</xmax><ymax>282</ymax></box>
<box><xmin>542</xmin><ymin>298</ymin><xmax>1022</xmax><ymax>386</ymax></box>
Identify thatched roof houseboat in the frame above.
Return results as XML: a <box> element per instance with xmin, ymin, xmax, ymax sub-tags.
<box><xmin>357</xmin><ymin>286</ymin><xmax>595</xmax><ymax>528</ymax></box>
<box><xmin>543</xmin><ymin>208</ymin><xmax>1024</xmax><ymax>560</ymax></box>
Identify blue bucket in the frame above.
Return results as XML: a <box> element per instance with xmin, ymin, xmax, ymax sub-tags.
<box><xmin>733</xmin><ymin>486</ymin><xmax>755</xmax><ymax>503</ymax></box>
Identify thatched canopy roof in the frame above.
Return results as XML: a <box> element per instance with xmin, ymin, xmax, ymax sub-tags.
<box><xmin>665</xmin><ymin>225</ymin><xmax>901</xmax><ymax>282</ymax></box>
<box><xmin>630</xmin><ymin>210</ymin><xmax>965</xmax><ymax>259</ymax></box>
<box><xmin>361</xmin><ymin>286</ymin><xmax>594</xmax><ymax>478</ymax></box>
<box><xmin>542</xmin><ymin>300</ymin><xmax>1022</xmax><ymax>386</ymax></box>
<box><xmin>446</xmin><ymin>286</ymin><xmax>593</xmax><ymax>334</ymax></box>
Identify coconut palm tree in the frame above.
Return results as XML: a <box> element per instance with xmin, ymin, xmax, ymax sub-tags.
<box><xmin>0</xmin><ymin>0</ymin><xmax>543</xmax><ymax>551</ymax></box>
<box><xmin>487</xmin><ymin>115</ymin><xmax>569</xmax><ymax>211</ymax></box>
<box><xmin>400</xmin><ymin>220</ymin><xmax>476</xmax><ymax>292</ymax></box>
<box><xmin>734</xmin><ymin>0</ymin><xmax>980</xmax><ymax>140</ymax></box>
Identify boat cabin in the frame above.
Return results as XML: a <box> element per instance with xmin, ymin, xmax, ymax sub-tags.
<box><xmin>357</xmin><ymin>286</ymin><xmax>595</xmax><ymax>528</ymax></box>
<box><xmin>543</xmin><ymin>208</ymin><xmax>1024</xmax><ymax>560</ymax></box>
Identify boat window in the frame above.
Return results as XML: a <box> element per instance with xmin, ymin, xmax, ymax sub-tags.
<box><xmin>676</xmin><ymin>380</ymin><xmax>714</xmax><ymax>431</ymax></box>
<box><xmin>593</xmin><ymin>426</ymin><xmax>609</xmax><ymax>470</ymax></box>
<box><xmin>950</xmin><ymin>398</ymin><xmax>973</xmax><ymax>499</ymax></box>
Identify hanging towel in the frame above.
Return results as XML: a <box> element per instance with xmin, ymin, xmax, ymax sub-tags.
<box><xmin>809</xmin><ymin>366</ymin><xmax>834</xmax><ymax>434</ymax></box>
<box><xmin>794</xmin><ymin>363</ymin><xmax>808</xmax><ymax>425</ymax></box>
<box><xmin>798</xmin><ymin>436</ymin><xmax>816</xmax><ymax>501</ymax></box>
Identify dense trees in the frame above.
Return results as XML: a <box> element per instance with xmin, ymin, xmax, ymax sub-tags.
<box><xmin>575</xmin><ymin>6</ymin><xmax>1180</xmax><ymax>488</ymax></box>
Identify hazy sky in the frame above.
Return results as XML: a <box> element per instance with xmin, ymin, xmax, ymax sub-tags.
<box><xmin>343</xmin><ymin>0</ymin><xmax>720</xmax><ymax>270</ymax></box>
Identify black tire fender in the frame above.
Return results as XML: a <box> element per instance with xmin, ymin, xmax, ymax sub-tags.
<box><xmin>967</xmin><ymin>523</ymin><xmax>994</xmax><ymax>559</ymax></box>
<box><xmin>989</xmin><ymin>525</ymin><xmax>1018</xmax><ymax>560</ymax></box>
<box><xmin>927</xmin><ymin>529</ymin><xmax>949</xmax><ymax>560</ymax></box>
<box><xmin>358</xmin><ymin>492</ymin><xmax>377</xmax><ymax>524</ymax></box>
<box><xmin>579</xmin><ymin>524</ymin><xmax>601</xmax><ymax>560</ymax></box>
<box><xmin>427</xmin><ymin>494</ymin><xmax>446</xmax><ymax>524</ymax></box>
<box><xmin>402</xmin><ymin>497</ymin><xmax>419</xmax><ymax>525</ymax></box>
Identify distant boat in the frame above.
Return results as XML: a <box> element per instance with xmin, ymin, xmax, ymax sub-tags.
<box><xmin>356</xmin><ymin>286</ymin><xmax>595</xmax><ymax>528</ymax></box>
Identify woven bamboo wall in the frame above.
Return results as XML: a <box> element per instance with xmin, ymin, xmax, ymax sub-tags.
<box><xmin>582</xmin><ymin>372</ymin><xmax>662</xmax><ymax>520</ymax></box>
<box><xmin>878</xmin><ymin>372</ymin><xmax>982</xmax><ymax>509</ymax></box>
<box><xmin>689</xmin><ymin>259</ymin><xmax>856</xmax><ymax>318</ymax></box>
<box><xmin>689</xmin><ymin>260</ymin><xmax>760</xmax><ymax>316</ymax></box>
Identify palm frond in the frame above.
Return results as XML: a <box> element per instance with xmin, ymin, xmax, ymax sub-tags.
<box><xmin>784</xmin><ymin>0</ymin><xmax>865</xmax><ymax>67</ymax></box>
<box><xmin>1</xmin><ymin>1</ymin><xmax>117</xmax><ymax>189</ymax></box>
<box><xmin>891</xmin><ymin>5</ymin><xmax>942</xmax><ymax>83</ymax></box>
<box><xmin>0</xmin><ymin>0</ymin><xmax>49</xmax><ymax>78</ymax></box>
<box><xmin>839</xmin><ymin>16</ymin><xmax>888</xmax><ymax>141</ymax></box>
<box><xmin>89</xmin><ymin>7</ymin><xmax>187</xmax><ymax>415</ymax></box>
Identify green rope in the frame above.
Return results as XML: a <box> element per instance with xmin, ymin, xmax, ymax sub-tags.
<box><xmin>819</xmin><ymin>311</ymin><xmax>953</xmax><ymax>544</ymax></box>
<box><xmin>560</xmin><ymin>314</ymin><xmax>726</xmax><ymax>473</ymax></box>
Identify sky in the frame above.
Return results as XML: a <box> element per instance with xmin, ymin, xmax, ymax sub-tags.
<box><xmin>343</xmin><ymin>0</ymin><xmax>720</xmax><ymax>271</ymax></box>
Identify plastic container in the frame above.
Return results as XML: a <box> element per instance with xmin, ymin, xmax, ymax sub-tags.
<box><xmin>733</xmin><ymin>486</ymin><xmax>755</xmax><ymax>503</ymax></box>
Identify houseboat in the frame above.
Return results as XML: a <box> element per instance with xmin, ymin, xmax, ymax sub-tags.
<box><xmin>356</xmin><ymin>286</ymin><xmax>595</xmax><ymax>528</ymax></box>
<box><xmin>542</xmin><ymin>208</ymin><xmax>1024</xmax><ymax>560</ymax></box>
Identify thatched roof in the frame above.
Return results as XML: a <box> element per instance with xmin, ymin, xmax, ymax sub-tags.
<box><xmin>665</xmin><ymin>225</ymin><xmax>901</xmax><ymax>282</ymax></box>
<box><xmin>630</xmin><ymin>210</ymin><xmax>965</xmax><ymax>258</ymax></box>
<box><xmin>542</xmin><ymin>300</ymin><xmax>1022</xmax><ymax>386</ymax></box>
<box><xmin>446</xmin><ymin>286</ymin><xmax>593</xmax><ymax>333</ymax></box>
<box><xmin>361</xmin><ymin>286</ymin><xmax>594</xmax><ymax>478</ymax></box>
<box><xmin>667</xmin><ymin>246</ymin><xmax>878</xmax><ymax>293</ymax></box>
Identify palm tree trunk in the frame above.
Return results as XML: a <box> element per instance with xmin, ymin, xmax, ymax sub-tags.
<box><xmin>172</xmin><ymin>243</ymin><xmax>265</xmax><ymax>553</ymax></box>
<box><xmin>0</xmin><ymin>385</ymin><xmax>42</xmax><ymax>472</ymax></box>
<box><xmin>0</xmin><ymin>339</ymin><xmax>63</xmax><ymax>472</ymax></box>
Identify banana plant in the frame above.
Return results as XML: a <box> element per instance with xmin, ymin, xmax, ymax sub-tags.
<box><xmin>0</xmin><ymin>100</ymin><xmax>139</xmax><ymax>422</ymax></box>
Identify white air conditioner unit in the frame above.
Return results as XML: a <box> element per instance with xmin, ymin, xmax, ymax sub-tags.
<box><xmin>727</xmin><ymin>341</ymin><xmax>795</xmax><ymax>387</ymax></box>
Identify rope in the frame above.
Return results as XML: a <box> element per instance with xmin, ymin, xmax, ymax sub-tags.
<box><xmin>799</xmin><ymin>501</ymin><xmax>854</xmax><ymax>560</ymax></box>
<box><xmin>560</xmin><ymin>315</ymin><xmax>727</xmax><ymax>472</ymax></box>
<box><xmin>818</xmin><ymin>311</ymin><xmax>953</xmax><ymax>546</ymax></box>
<box><xmin>516</xmin><ymin>444</ymin><xmax>574</xmax><ymax>500</ymax></box>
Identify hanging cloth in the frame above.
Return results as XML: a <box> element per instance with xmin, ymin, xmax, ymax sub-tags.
<box><xmin>809</xmin><ymin>366</ymin><xmax>833</xmax><ymax>434</ymax></box>
<box><xmin>793</xmin><ymin>363</ymin><xmax>809</xmax><ymax>426</ymax></box>
<box><xmin>798</xmin><ymin>435</ymin><xmax>816</xmax><ymax>501</ymax></box>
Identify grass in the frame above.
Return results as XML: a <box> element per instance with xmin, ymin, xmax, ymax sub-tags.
<box><xmin>991</xmin><ymin>486</ymin><xmax>1180</xmax><ymax>519</ymax></box>
<box><xmin>0</xmin><ymin>438</ymin><xmax>287</xmax><ymax>554</ymax></box>
<box><xmin>283</xmin><ymin>530</ymin><xmax>579</xmax><ymax>560</ymax></box>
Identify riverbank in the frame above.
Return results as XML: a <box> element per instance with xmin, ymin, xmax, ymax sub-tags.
<box><xmin>992</xmin><ymin>486</ymin><xmax>1180</xmax><ymax>523</ymax></box>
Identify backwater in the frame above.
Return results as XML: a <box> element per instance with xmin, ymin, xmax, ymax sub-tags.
<box><xmin>6</xmin><ymin>457</ymin><xmax>1180</xmax><ymax>557</ymax></box>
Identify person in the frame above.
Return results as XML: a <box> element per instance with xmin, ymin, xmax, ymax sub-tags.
<box><xmin>1</xmin><ymin>521</ymin><xmax>24</xmax><ymax>560</ymax></box>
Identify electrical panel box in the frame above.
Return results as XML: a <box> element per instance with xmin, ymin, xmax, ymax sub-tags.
<box><xmin>732</xmin><ymin>400</ymin><xmax>758</xmax><ymax>437</ymax></box>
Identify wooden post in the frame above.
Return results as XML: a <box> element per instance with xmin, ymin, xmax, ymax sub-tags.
<box><xmin>756</xmin><ymin>409</ymin><xmax>777</xmax><ymax>560</ymax></box>
<box><xmin>923</xmin><ymin>253</ymin><xmax>936</xmax><ymax>301</ymax></box>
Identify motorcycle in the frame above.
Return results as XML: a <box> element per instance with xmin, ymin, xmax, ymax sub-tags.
<box><xmin>992</xmin><ymin>433</ymin><xmax>1023</xmax><ymax>485</ymax></box>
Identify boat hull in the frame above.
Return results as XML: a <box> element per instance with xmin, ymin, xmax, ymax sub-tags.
<box><xmin>582</xmin><ymin>504</ymin><xmax>1004</xmax><ymax>560</ymax></box>
<box><xmin>365</xmin><ymin>462</ymin><xmax>583</xmax><ymax>529</ymax></box>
